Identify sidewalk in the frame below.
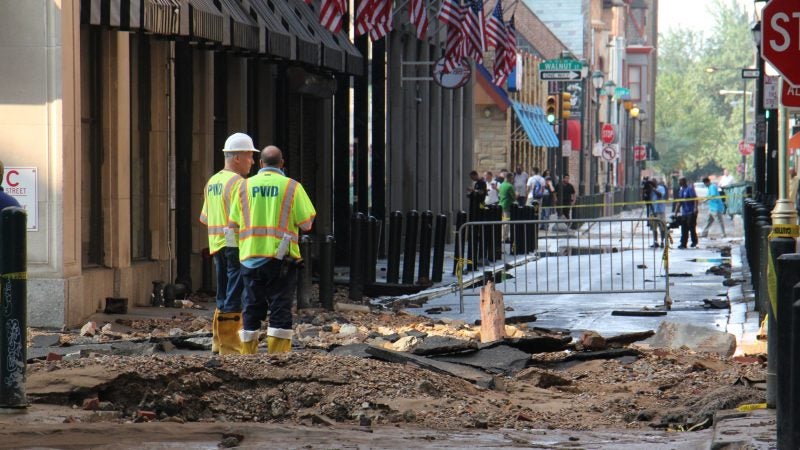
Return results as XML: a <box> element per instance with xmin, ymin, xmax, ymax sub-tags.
<box><xmin>708</xmin><ymin>243</ymin><xmax>775</xmax><ymax>449</ymax></box>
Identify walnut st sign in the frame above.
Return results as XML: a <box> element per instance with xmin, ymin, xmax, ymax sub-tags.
<box><xmin>762</xmin><ymin>0</ymin><xmax>800</xmax><ymax>86</ymax></box>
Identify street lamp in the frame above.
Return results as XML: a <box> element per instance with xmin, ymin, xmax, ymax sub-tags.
<box><xmin>603</xmin><ymin>80</ymin><xmax>616</xmax><ymax>193</ymax></box>
<box><xmin>592</xmin><ymin>71</ymin><xmax>604</xmax><ymax>194</ymax></box>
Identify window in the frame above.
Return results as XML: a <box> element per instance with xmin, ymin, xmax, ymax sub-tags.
<box><xmin>628</xmin><ymin>65</ymin><xmax>642</xmax><ymax>101</ymax></box>
<box><xmin>130</xmin><ymin>35</ymin><xmax>151</xmax><ymax>260</ymax></box>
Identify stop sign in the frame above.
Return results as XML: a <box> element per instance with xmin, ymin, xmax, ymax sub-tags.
<box><xmin>739</xmin><ymin>140</ymin><xmax>754</xmax><ymax>156</ymax></box>
<box><xmin>762</xmin><ymin>0</ymin><xmax>800</xmax><ymax>85</ymax></box>
<box><xmin>601</xmin><ymin>124</ymin><xmax>616</xmax><ymax>144</ymax></box>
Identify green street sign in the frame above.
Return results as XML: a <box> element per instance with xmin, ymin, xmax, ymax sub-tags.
<box><xmin>614</xmin><ymin>87</ymin><xmax>630</xmax><ymax>99</ymax></box>
<box><xmin>538</xmin><ymin>59</ymin><xmax>585</xmax><ymax>81</ymax></box>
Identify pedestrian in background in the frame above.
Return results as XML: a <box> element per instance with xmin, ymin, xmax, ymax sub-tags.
<box><xmin>513</xmin><ymin>166</ymin><xmax>529</xmax><ymax>206</ymax></box>
<box><xmin>675</xmin><ymin>177</ymin><xmax>698</xmax><ymax>249</ymax></box>
<box><xmin>648</xmin><ymin>178</ymin><xmax>667</xmax><ymax>248</ymax></box>
<box><xmin>0</xmin><ymin>159</ymin><xmax>21</xmax><ymax>211</ymax></box>
<box><xmin>199</xmin><ymin>133</ymin><xmax>259</xmax><ymax>355</ymax></box>
<box><xmin>229</xmin><ymin>146</ymin><xmax>316</xmax><ymax>354</ymax></box>
<box><xmin>701</xmin><ymin>176</ymin><xmax>727</xmax><ymax>238</ymax></box>
<box><xmin>499</xmin><ymin>172</ymin><xmax>516</xmax><ymax>242</ymax></box>
<box><xmin>467</xmin><ymin>170</ymin><xmax>487</xmax><ymax>221</ymax></box>
<box><xmin>557</xmin><ymin>174</ymin><xmax>576</xmax><ymax>220</ymax></box>
<box><xmin>484</xmin><ymin>171</ymin><xmax>499</xmax><ymax>206</ymax></box>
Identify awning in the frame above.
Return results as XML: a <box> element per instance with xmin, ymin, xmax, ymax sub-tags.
<box><xmin>566</xmin><ymin>119</ymin><xmax>581</xmax><ymax>151</ymax></box>
<box><xmin>244</xmin><ymin>0</ymin><xmax>294</xmax><ymax>60</ymax></box>
<box><xmin>333</xmin><ymin>31</ymin><xmax>365</xmax><ymax>76</ymax></box>
<box><xmin>286</xmin><ymin>0</ymin><xmax>345</xmax><ymax>72</ymax></box>
<box><xmin>217</xmin><ymin>0</ymin><xmax>260</xmax><ymax>51</ymax></box>
<box><xmin>81</xmin><ymin>0</ymin><xmax>180</xmax><ymax>34</ymax></box>
<box><xmin>178</xmin><ymin>0</ymin><xmax>224</xmax><ymax>43</ymax></box>
<box><xmin>475</xmin><ymin>64</ymin><xmax>511</xmax><ymax>112</ymax></box>
<box><xmin>511</xmin><ymin>102</ymin><xmax>559</xmax><ymax>148</ymax></box>
<box><xmin>269</xmin><ymin>0</ymin><xmax>323</xmax><ymax>66</ymax></box>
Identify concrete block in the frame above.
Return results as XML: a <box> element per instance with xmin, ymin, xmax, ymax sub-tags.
<box><xmin>645</xmin><ymin>321</ymin><xmax>737</xmax><ymax>357</ymax></box>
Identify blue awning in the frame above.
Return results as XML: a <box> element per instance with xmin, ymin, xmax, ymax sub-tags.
<box><xmin>511</xmin><ymin>102</ymin><xmax>560</xmax><ymax>148</ymax></box>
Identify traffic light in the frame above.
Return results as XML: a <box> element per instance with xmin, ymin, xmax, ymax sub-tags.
<box><xmin>545</xmin><ymin>95</ymin><xmax>557</xmax><ymax>124</ymax></box>
<box><xmin>561</xmin><ymin>92</ymin><xmax>572</xmax><ymax>120</ymax></box>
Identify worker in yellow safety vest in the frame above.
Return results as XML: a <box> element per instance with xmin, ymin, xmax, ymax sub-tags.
<box><xmin>199</xmin><ymin>133</ymin><xmax>258</xmax><ymax>354</ymax></box>
<box><xmin>228</xmin><ymin>145</ymin><xmax>316</xmax><ymax>354</ymax></box>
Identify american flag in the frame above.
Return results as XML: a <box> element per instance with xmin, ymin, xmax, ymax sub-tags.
<box><xmin>355</xmin><ymin>0</ymin><xmax>393</xmax><ymax>41</ymax></box>
<box><xmin>409</xmin><ymin>0</ymin><xmax>428</xmax><ymax>40</ymax></box>
<box><xmin>504</xmin><ymin>17</ymin><xmax>517</xmax><ymax>70</ymax></box>
<box><xmin>484</xmin><ymin>0</ymin><xmax>505</xmax><ymax>50</ymax></box>
<box><xmin>320</xmin><ymin>0</ymin><xmax>347</xmax><ymax>33</ymax></box>
<box><xmin>439</xmin><ymin>0</ymin><xmax>465</xmax><ymax>71</ymax></box>
<box><xmin>462</xmin><ymin>0</ymin><xmax>485</xmax><ymax>64</ymax></box>
<box><xmin>492</xmin><ymin>14</ymin><xmax>517</xmax><ymax>86</ymax></box>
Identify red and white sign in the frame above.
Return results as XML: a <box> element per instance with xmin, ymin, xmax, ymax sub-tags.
<box><xmin>782</xmin><ymin>81</ymin><xmax>800</xmax><ymax>108</ymax></box>
<box><xmin>633</xmin><ymin>145</ymin><xmax>646</xmax><ymax>161</ymax></box>
<box><xmin>762</xmin><ymin>0</ymin><xmax>800</xmax><ymax>86</ymax></box>
<box><xmin>738</xmin><ymin>140</ymin><xmax>754</xmax><ymax>156</ymax></box>
<box><xmin>601</xmin><ymin>123</ymin><xmax>616</xmax><ymax>144</ymax></box>
<box><xmin>4</xmin><ymin>166</ymin><xmax>37</xmax><ymax>231</ymax></box>
<box><xmin>600</xmin><ymin>144</ymin><xmax>618</xmax><ymax>162</ymax></box>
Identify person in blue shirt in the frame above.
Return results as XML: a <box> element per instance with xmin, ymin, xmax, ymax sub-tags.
<box><xmin>0</xmin><ymin>160</ymin><xmax>21</xmax><ymax>211</ymax></box>
<box><xmin>701</xmin><ymin>176</ymin><xmax>727</xmax><ymax>238</ymax></box>
<box><xmin>674</xmin><ymin>177</ymin><xmax>698</xmax><ymax>249</ymax></box>
<box><xmin>647</xmin><ymin>178</ymin><xmax>667</xmax><ymax>248</ymax></box>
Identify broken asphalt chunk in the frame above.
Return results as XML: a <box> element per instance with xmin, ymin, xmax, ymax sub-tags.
<box><xmin>411</xmin><ymin>336</ymin><xmax>478</xmax><ymax>356</ymax></box>
<box><xmin>433</xmin><ymin>345</ymin><xmax>530</xmax><ymax>375</ymax></box>
<box><xmin>364</xmin><ymin>346</ymin><xmax>495</xmax><ymax>388</ymax></box>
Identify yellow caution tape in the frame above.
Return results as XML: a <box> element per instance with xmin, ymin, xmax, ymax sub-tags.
<box><xmin>0</xmin><ymin>272</ymin><xmax>26</xmax><ymax>280</ymax></box>
<box><xmin>455</xmin><ymin>257</ymin><xmax>473</xmax><ymax>285</ymax></box>
<box><xmin>736</xmin><ymin>403</ymin><xmax>767</xmax><ymax>412</ymax></box>
<box><xmin>771</xmin><ymin>224</ymin><xmax>800</xmax><ymax>238</ymax></box>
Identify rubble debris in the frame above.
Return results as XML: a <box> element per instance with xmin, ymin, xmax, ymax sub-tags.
<box><xmin>486</xmin><ymin>335</ymin><xmax>572</xmax><ymax>354</ymax></box>
<box><xmin>703</xmin><ymin>298</ymin><xmax>730</xmax><ymax>309</ymax></box>
<box><xmin>411</xmin><ymin>336</ymin><xmax>478</xmax><ymax>356</ymax></box>
<box><xmin>424</xmin><ymin>306</ymin><xmax>452</xmax><ymax>314</ymax></box>
<box><xmin>611</xmin><ymin>310</ymin><xmax>667</xmax><ymax>317</ymax></box>
<box><xmin>334</xmin><ymin>303</ymin><xmax>371</xmax><ymax>314</ymax></box>
<box><xmin>365</xmin><ymin>346</ymin><xmax>494</xmax><ymax>387</ymax></box>
<box><xmin>80</xmin><ymin>322</ymin><xmax>98</xmax><ymax>337</ymax></box>
<box><xmin>474</xmin><ymin>314</ymin><xmax>537</xmax><ymax>326</ymax></box>
<box><xmin>605</xmin><ymin>330</ymin><xmax>655</xmax><ymax>347</ymax></box>
<box><xmin>645</xmin><ymin>321</ymin><xmax>737</xmax><ymax>357</ymax></box>
<box><xmin>364</xmin><ymin>283</ymin><xmax>428</xmax><ymax>297</ymax></box>
<box><xmin>219</xmin><ymin>433</ymin><xmax>244</xmax><ymax>448</ymax></box>
<box><xmin>391</xmin><ymin>336</ymin><xmax>419</xmax><ymax>352</ymax></box>
<box><xmin>329</xmin><ymin>344</ymin><xmax>372</xmax><ymax>358</ymax></box>
<box><xmin>31</xmin><ymin>334</ymin><xmax>61</xmax><ymax>348</ymax></box>
<box><xmin>578</xmin><ymin>331</ymin><xmax>607</xmax><ymax>351</ymax></box>
<box><xmin>554</xmin><ymin>348</ymin><xmax>641</xmax><ymax>363</ymax></box>
<box><xmin>706</xmin><ymin>264</ymin><xmax>732</xmax><ymax>277</ymax></box>
<box><xmin>515</xmin><ymin>367</ymin><xmax>573</xmax><ymax>388</ymax></box>
<box><xmin>434</xmin><ymin>345</ymin><xmax>530</xmax><ymax>375</ymax></box>
<box><xmin>722</xmin><ymin>278</ymin><xmax>744</xmax><ymax>287</ymax></box>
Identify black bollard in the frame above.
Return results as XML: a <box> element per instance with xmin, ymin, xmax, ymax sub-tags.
<box><xmin>791</xmin><ymin>293</ymin><xmax>800</xmax><ymax>450</ymax></box>
<box><xmin>755</xmin><ymin>221</ymin><xmax>771</xmax><ymax>316</ymax></box>
<box><xmin>743</xmin><ymin>199</ymin><xmax>753</xmax><ymax>265</ymax></box>
<box><xmin>418</xmin><ymin>211</ymin><xmax>433</xmax><ymax>284</ymax></box>
<box><xmin>511</xmin><ymin>205</ymin><xmax>525</xmax><ymax>255</ymax></box>
<box><xmin>431</xmin><ymin>214</ymin><xmax>447</xmax><ymax>282</ymax></box>
<box><xmin>365</xmin><ymin>216</ymin><xmax>378</xmax><ymax>284</ymax></box>
<box><xmin>403</xmin><ymin>211</ymin><xmax>419</xmax><ymax>284</ymax></box>
<box><xmin>526</xmin><ymin>203</ymin><xmax>538</xmax><ymax>253</ymax></box>
<box><xmin>151</xmin><ymin>280</ymin><xmax>164</xmax><ymax>307</ymax></box>
<box><xmin>296</xmin><ymin>235</ymin><xmax>313</xmax><ymax>309</ymax></box>
<box><xmin>350</xmin><ymin>213</ymin><xmax>366</xmax><ymax>301</ymax></box>
<box><xmin>0</xmin><ymin>207</ymin><xmax>27</xmax><ymax>408</ymax></box>
<box><xmin>453</xmin><ymin>211</ymin><xmax>467</xmax><ymax>275</ymax></box>
<box><xmin>387</xmin><ymin>211</ymin><xmax>403</xmax><ymax>283</ymax></box>
<box><xmin>774</xmin><ymin>250</ymin><xmax>800</xmax><ymax>450</ymax></box>
<box><xmin>319</xmin><ymin>235</ymin><xmax>335</xmax><ymax>310</ymax></box>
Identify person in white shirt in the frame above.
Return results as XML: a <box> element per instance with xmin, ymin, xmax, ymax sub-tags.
<box><xmin>718</xmin><ymin>169</ymin><xmax>734</xmax><ymax>188</ymax></box>
<box><xmin>513</xmin><ymin>166</ymin><xmax>529</xmax><ymax>206</ymax></box>
<box><xmin>525</xmin><ymin>167</ymin><xmax>545</xmax><ymax>206</ymax></box>
<box><xmin>485</xmin><ymin>171</ymin><xmax>499</xmax><ymax>205</ymax></box>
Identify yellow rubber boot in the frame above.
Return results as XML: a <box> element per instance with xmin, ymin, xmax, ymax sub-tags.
<box><xmin>211</xmin><ymin>309</ymin><xmax>220</xmax><ymax>354</ymax></box>
<box><xmin>239</xmin><ymin>329</ymin><xmax>260</xmax><ymax>355</ymax></box>
<box><xmin>267</xmin><ymin>336</ymin><xmax>292</xmax><ymax>354</ymax></box>
<box><xmin>217</xmin><ymin>312</ymin><xmax>242</xmax><ymax>355</ymax></box>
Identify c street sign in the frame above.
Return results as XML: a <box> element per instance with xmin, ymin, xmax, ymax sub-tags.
<box><xmin>741</xmin><ymin>68</ymin><xmax>760</xmax><ymax>79</ymax></box>
<box><xmin>539</xmin><ymin>58</ymin><xmax>585</xmax><ymax>81</ymax></box>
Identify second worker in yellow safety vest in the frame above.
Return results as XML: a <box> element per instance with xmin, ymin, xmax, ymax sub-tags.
<box><xmin>199</xmin><ymin>132</ymin><xmax>258</xmax><ymax>355</ymax></box>
<box><xmin>228</xmin><ymin>145</ymin><xmax>316</xmax><ymax>354</ymax></box>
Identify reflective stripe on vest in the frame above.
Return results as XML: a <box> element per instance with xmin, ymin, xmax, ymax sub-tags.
<box><xmin>201</xmin><ymin>170</ymin><xmax>242</xmax><ymax>253</ymax></box>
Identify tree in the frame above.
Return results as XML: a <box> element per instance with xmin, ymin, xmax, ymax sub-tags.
<box><xmin>655</xmin><ymin>0</ymin><xmax>753</xmax><ymax>179</ymax></box>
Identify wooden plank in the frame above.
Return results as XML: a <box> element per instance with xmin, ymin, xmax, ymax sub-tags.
<box><xmin>479</xmin><ymin>282</ymin><xmax>505</xmax><ymax>343</ymax></box>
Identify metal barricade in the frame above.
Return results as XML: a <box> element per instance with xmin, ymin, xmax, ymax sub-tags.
<box><xmin>456</xmin><ymin>217</ymin><xmax>671</xmax><ymax>313</ymax></box>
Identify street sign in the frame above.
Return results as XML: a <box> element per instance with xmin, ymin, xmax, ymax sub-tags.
<box><xmin>593</xmin><ymin>141</ymin><xmax>604</xmax><ymax>157</ymax></box>
<box><xmin>614</xmin><ymin>87</ymin><xmax>630</xmax><ymax>100</ymax></box>
<box><xmin>562</xmin><ymin>140</ymin><xmax>572</xmax><ymax>157</ymax></box>
<box><xmin>762</xmin><ymin>0</ymin><xmax>800</xmax><ymax>86</ymax></box>
<box><xmin>741</xmin><ymin>68</ymin><xmax>760</xmax><ymax>79</ymax></box>
<box><xmin>4</xmin><ymin>167</ymin><xmax>38</xmax><ymax>231</ymax></box>
<box><xmin>601</xmin><ymin>124</ymin><xmax>616</xmax><ymax>144</ymax></box>
<box><xmin>539</xmin><ymin>59</ymin><xmax>584</xmax><ymax>81</ymax></box>
<box><xmin>764</xmin><ymin>76</ymin><xmax>779</xmax><ymax>109</ymax></box>
<box><xmin>781</xmin><ymin>81</ymin><xmax>800</xmax><ymax>108</ymax></box>
<box><xmin>745</xmin><ymin>123</ymin><xmax>755</xmax><ymax>145</ymax></box>
<box><xmin>739</xmin><ymin>140</ymin><xmax>754</xmax><ymax>156</ymax></box>
<box><xmin>634</xmin><ymin>145</ymin><xmax>646</xmax><ymax>161</ymax></box>
<box><xmin>601</xmin><ymin>144</ymin><xmax>618</xmax><ymax>162</ymax></box>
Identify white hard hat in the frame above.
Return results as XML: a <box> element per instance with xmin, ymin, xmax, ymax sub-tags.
<box><xmin>222</xmin><ymin>133</ymin><xmax>258</xmax><ymax>152</ymax></box>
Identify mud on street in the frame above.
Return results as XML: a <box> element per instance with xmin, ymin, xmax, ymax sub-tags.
<box><xmin>13</xmin><ymin>288</ymin><xmax>767</xmax><ymax>449</ymax></box>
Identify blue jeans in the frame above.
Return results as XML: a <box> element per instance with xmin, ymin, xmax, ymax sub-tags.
<box><xmin>240</xmin><ymin>260</ymin><xmax>297</xmax><ymax>332</ymax></box>
<box><xmin>213</xmin><ymin>247</ymin><xmax>244</xmax><ymax>312</ymax></box>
